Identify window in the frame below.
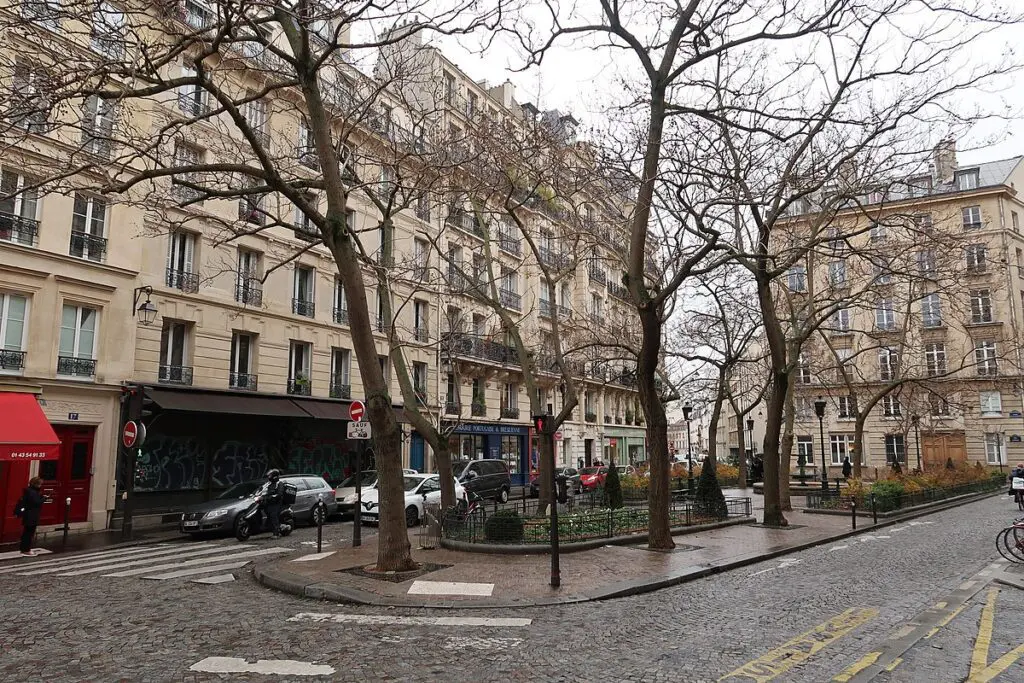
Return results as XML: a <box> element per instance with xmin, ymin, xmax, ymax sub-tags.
<box><xmin>293</xmin><ymin>266</ymin><xmax>315</xmax><ymax>317</ymax></box>
<box><xmin>379</xmin><ymin>165</ymin><xmax>394</xmax><ymax>195</ymax></box>
<box><xmin>825</xmin><ymin>227</ymin><xmax>844</xmax><ymax>251</ymax></box>
<box><xmin>962</xmin><ymin>205</ymin><xmax>982</xmax><ymax>230</ymax></box>
<box><xmin>881</xmin><ymin>395</ymin><xmax>901</xmax><ymax>417</ymax></box>
<box><xmin>869</xmin><ymin>222</ymin><xmax>887</xmax><ymax>242</ymax></box>
<box><xmin>885</xmin><ymin>435</ymin><xmax>906</xmax><ymax>464</ymax></box>
<box><xmin>445</xmin><ymin>373</ymin><xmax>458</xmax><ymax>411</ymax></box>
<box><xmin>873</xmin><ymin>262</ymin><xmax>892</xmax><ymax>285</ymax></box>
<box><xmin>377</xmin><ymin>291</ymin><xmax>390</xmax><ymax>332</ymax></box>
<box><xmin>913</xmin><ymin>213</ymin><xmax>933</xmax><ymax>232</ymax></box>
<box><xmin>794</xmin><ymin>397</ymin><xmax>812</xmax><ymax>421</ymax></box>
<box><xmin>183</xmin><ymin>0</ymin><xmax>212</xmax><ymax>29</ymax></box>
<box><xmin>413</xmin><ymin>362</ymin><xmax>428</xmax><ymax>402</ymax></box>
<box><xmin>501</xmin><ymin>269</ymin><xmax>520</xmax><ymax>310</ymax></box>
<box><xmin>925</xmin><ymin>343</ymin><xmax>947</xmax><ymax>377</ymax></box>
<box><xmin>907</xmin><ymin>176</ymin><xmax>933</xmax><ymax>198</ymax></box>
<box><xmin>917</xmin><ymin>249</ymin><xmax>936</xmax><ymax>276</ymax></box>
<box><xmin>0</xmin><ymin>293</ymin><xmax>28</xmax><ymax>372</ymax></box>
<box><xmin>590</xmin><ymin>293</ymin><xmax>603</xmax><ymax>320</ymax></box>
<box><xmin>241</xmin><ymin>98</ymin><xmax>267</xmax><ymax>143</ymax></box>
<box><xmin>838</xmin><ymin>395</ymin><xmax>857</xmax><ymax>419</ymax></box>
<box><xmin>795</xmin><ymin>355</ymin><xmax>812</xmax><ymax>384</ymax></box>
<box><xmin>12</xmin><ymin>60</ymin><xmax>50</xmax><ymax>132</ymax></box>
<box><xmin>172</xmin><ymin>142</ymin><xmax>202</xmax><ymax>202</ymax></box>
<box><xmin>787</xmin><ymin>266</ymin><xmax>807</xmax><ymax>292</ymax></box>
<box><xmin>58</xmin><ymin>305</ymin><xmax>97</xmax><ymax>377</ymax></box>
<box><xmin>158</xmin><ymin>321</ymin><xmax>191</xmax><ymax>384</ymax></box>
<box><xmin>980</xmin><ymin>390</ymin><xmax>1002</xmax><ymax>416</ymax></box>
<box><xmin>443</xmin><ymin>72</ymin><xmax>456</xmax><ymax>104</ymax></box>
<box><xmin>955</xmin><ymin>169</ymin><xmax>980</xmax><ymax>191</ymax></box>
<box><xmin>22</xmin><ymin>0</ymin><xmax>61</xmax><ymax>29</ymax></box>
<box><xmin>830</xmin><ymin>434</ymin><xmax>855</xmax><ymax>466</ymax></box>
<box><xmin>297</xmin><ymin>118</ymin><xmax>319</xmax><ymax>170</ymax></box>
<box><xmin>330</xmin><ymin>348</ymin><xmax>350</xmax><ymax>399</ymax></box>
<box><xmin>294</xmin><ymin>194</ymin><xmax>317</xmax><ymax>238</ymax></box>
<box><xmin>239</xmin><ymin>190</ymin><xmax>264</xmax><ymax>225</ymax></box>
<box><xmin>178</xmin><ymin>64</ymin><xmax>206</xmax><ymax>117</ymax></box>
<box><xmin>929</xmin><ymin>394</ymin><xmax>950</xmax><ymax>417</ymax></box>
<box><xmin>970</xmin><ymin>289</ymin><xmax>993</xmax><ymax>324</ymax></box>
<box><xmin>966</xmin><ymin>244</ymin><xmax>988</xmax><ymax>274</ymax></box>
<box><xmin>414</xmin><ymin>238</ymin><xmax>429</xmax><ymax>280</ymax></box>
<box><xmin>796</xmin><ymin>436</ymin><xmax>814</xmax><ymax>466</ymax></box>
<box><xmin>69</xmin><ymin>194</ymin><xmax>107</xmax><ymax>261</ymax></box>
<box><xmin>875</xmin><ymin>298</ymin><xmax>895</xmax><ymax>331</ymax></box>
<box><xmin>82</xmin><ymin>95</ymin><xmax>115</xmax><ymax>157</ymax></box>
<box><xmin>230</xmin><ymin>332</ymin><xmax>256</xmax><ymax>390</ymax></box>
<box><xmin>288</xmin><ymin>341</ymin><xmax>312</xmax><ymax>395</ymax></box>
<box><xmin>236</xmin><ymin>249</ymin><xmax>261</xmax><ymax>305</ymax></box>
<box><xmin>921</xmin><ymin>293</ymin><xmax>942</xmax><ymax>328</ymax></box>
<box><xmin>332</xmin><ymin>280</ymin><xmax>347</xmax><ymax>324</ymax></box>
<box><xmin>0</xmin><ymin>169</ymin><xmax>40</xmax><ymax>245</ymax></box>
<box><xmin>832</xmin><ymin>308</ymin><xmax>851</xmax><ymax>332</ymax></box>
<box><xmin>413</xmin><ymin>300</ymin><xmax>428</xmax><ymax>341</ymax></box>
<box><xmin>878</xmin><ymin>348</ymin><xmax>899</xmax><ymax>381</ymax></box>
<box><xmin>378</xmin><ymin>354</ymin><xmax>390</xmax><ymax>385</ymax></box>
<box><xmin>985</xmin><ymin>433</ymin><xmax>1005</xmax><ymax>465</ymax></box>
<box><xmin>1013</xmin><ymin>211</ymin><xmax>1020</xmax><ymax>233</ymax></box>
<box><xmin>975</xmin><ymin>341</ymin><xmax>998</xmax><ymax>376</ymax></box>
<box><xmin>166</xmin><ymin>231</ymin><xmax>197</xmax><ymax>292</ymax></box>
<box><xmin>828</xmin><ymin>261</ymin><xmax>846</xmax><ymax>286</ymax></box>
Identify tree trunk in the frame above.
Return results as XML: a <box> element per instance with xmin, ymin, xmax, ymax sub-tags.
<box><xmin>435</xmin><ymin>442</ymin><xmax>455</xmax><ymax>510</ymax></box>
<box><xmin>734</xmin><ymin>403</ymin><xmax>746</xmax><ymax>485</ymax></box>
<box><xmin>639</xmin><ymin>307</ymin><xmax>673</xmax><ymax>549</ymax></box>
<box><xmin>756</xmin><ymin>275</ymin><xmax>789</xmax><ymax>527</ymax></box>
<box><xmin>706</xmin><ymin>377</ymin><xmax>724</xmax><ymax>470</ymax></box>
<box><xmin>779</xmin><ymin>382</ymin><xmax>795</xmax><ymax>511</ymax></box>
<box><xmin>854</xmin><ymin>411</ymin><xmax>868</xmax><ymax>481</ymax></box>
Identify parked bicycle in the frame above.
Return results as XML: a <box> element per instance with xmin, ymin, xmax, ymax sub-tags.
<box><xmin>996</xmin><ymin>517</ymin><xmax>1024</xmax><ymax>564</ymax></box>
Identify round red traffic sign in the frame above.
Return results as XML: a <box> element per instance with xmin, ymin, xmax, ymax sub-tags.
<box><xmin>349</xmin><ymin>401</ymin><xmax>365</xmax><ymax>422</ymax></box>
<box><xmin>123</xmin><ymin>421</ymin><xmax>139</xmax><ymax>448</ymax></box>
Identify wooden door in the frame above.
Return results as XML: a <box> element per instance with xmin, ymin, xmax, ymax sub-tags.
<box><xmin>39</xmin><ymin>426</ymin><xmax>94</xmax><ymax>526</ymax></box>
<box><xmin>922</xmin><ymin>433</ymin><xmax>967</xmax><ymax>469</ymax></box>
<box><xmin>0</xmin><ymin>461</ymin><xmax>32</xmax><ymax>542</ymax></box>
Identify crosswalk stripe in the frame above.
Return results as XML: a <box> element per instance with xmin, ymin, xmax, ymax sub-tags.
<box><xmin>13</xmin><ymin>544</ymin><xmax>220</xmax><ymax>576</ymax></box>
<box><xmin>51</xmin><ymin>545</ymin><xmax>252</xmax><ymax>577</ymax></box>
<box><xmin>0</xmin><ymin>544</ymin><xmax>180</xmax><ymax>575</ymax></box>
<box><xmin>102</xmin><ymin>547</ymin><xmax>290</xmax><ymax>578</ymax></box>
<box><xmin>141</xmin><ymin>561</ymin><xmax>251</xmax><ymax>580</ymax></box>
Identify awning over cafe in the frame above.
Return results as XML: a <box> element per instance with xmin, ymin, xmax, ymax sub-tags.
<box><xmin>0</xmin><ymin>393</ymin><xmax>60</xmax><ymax>461</ymax></box>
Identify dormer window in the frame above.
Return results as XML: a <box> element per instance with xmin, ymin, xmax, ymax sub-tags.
<box><xmin>955</xmin><ymin>169</ymin><xmax>979</xmax><ymax>191</ymax></box>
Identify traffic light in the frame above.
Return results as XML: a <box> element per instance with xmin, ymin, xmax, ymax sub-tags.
<box><xmin>532</xmin><ymin>414</ymin><xmax>549</xmax><ymax>434</ymax></box>
<box><xmin>124</xmin><ymin>385</ymin><xmax>154</xmax><ymax>423</ymax></box>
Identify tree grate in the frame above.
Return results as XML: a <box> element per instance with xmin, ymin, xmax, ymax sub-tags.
<box><xmin>335</xmin><ymin>562</ymin><xmax>453</xmax><ymax>583</ymax></box>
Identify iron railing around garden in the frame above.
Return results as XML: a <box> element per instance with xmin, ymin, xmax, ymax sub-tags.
<box><xmin>805</xmin><ymin>476</ymin><xmax>1005</xmax><ymax>513</ymax></box>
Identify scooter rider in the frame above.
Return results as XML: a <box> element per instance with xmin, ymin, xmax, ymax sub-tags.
<box><xmin>263</xmin><ymin>469</ymin><xmax>283</xmax><ymax>537</ymax></box>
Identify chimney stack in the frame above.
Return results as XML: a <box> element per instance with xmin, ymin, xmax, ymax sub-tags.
<box><xmin>933</xmin><ymin>138</ymin><xmax>957</xmax><ymax>185</ymax></box>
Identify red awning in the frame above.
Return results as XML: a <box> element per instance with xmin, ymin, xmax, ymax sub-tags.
<box><xmin>0</xmin><ymin>393</ymin><xmax>60</xmax><ymax>461</ymax></box>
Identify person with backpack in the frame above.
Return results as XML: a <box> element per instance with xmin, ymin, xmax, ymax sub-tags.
<box><xmin>14</xmin><ymin>477</ymin><xmax>46</xmax><ymax>557</ymax></box>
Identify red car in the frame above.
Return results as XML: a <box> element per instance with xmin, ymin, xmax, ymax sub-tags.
<box><xmin>579</xmin><ymin>466</ymin><xmax>608</xmax><ymax>491</ymax></box>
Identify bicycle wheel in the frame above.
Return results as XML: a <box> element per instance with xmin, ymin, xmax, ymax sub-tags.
<box><xmin>997</xmin><ymin>528</ymin><xmax>1017</xmax><ymax>563</ymax></box>
<box><xmin>1002</xmin><ymin>526</ymin><xmax>1024</xmax><ymax>563</ymax></box>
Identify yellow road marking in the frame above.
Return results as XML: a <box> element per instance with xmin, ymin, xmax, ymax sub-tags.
<box><xmin>938</xmin><ymin>605</ymin><xmax>966</xmax><ymax>629</ymax></box>
<box><xmin>925</xmin><ymin>628</ymin><xmax>939</xmax><ymax>639</ymax></box>
<box><xmin>971</xmin><ymin>643</ymin><xmax>1024</xmax><ymax>682</ymax></box>
<box><xmin>885</xmin><ymin>657</ymin><xmax>902</xmax><ymax>672</ymax></box>
<box><xmin>832</xmin><ymin>652</ymin><xmax>880</xmax><ymax>682</ymax></box>
<box><xmin>935</xmin><ymin>601</ymin><xmax>948</xmax><ymax>609</ymax></box>
<box><xmin>969</xmin><ymin>589</ymin><xmax>999</xmax><ymax>679</ymax></box>
<box><xmin>719</xmin><ymin>608</ymin><xmax>879</xmax><ymax>682</ymax></box>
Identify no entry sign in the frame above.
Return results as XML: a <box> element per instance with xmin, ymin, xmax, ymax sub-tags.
<box><xmin>349</xmin><ymin>401</ymin><xmax>365</xmax><ymax>422</ymax></box>
<box><xmin>123</xmin><ymin>421</ymin><xmax>139</xmax><ymax>448</ymax></box>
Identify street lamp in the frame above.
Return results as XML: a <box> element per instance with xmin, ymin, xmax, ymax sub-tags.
<box><xmin>132</xmin><ymin>286</ymin><xmax>158</xmax><ymax>325</ymax></box>
<box><xmin>683</xmin><ymin>402</ymin><xmax>694</xmax><ymax>494</ymax></box>
<box><xmin>746</xmin><ymin>417</ymin><xmax>755</xmax><ymax>483</ymax></box>
<box><xmin>911</xmin><ymin>414</ymin><xmax>922</xmax><ymax>472</ymax></box>
<box><xmin>813</xmin><ymin>396</ymin><xmax>828</xmax><ymax>492</ymax></box>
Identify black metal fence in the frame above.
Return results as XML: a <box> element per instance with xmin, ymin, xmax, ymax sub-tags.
<box><xmin>442</xmin><ymin>496</ymin><xmax>752</xmax><ymax>545</ymax></box>
<box><xmin>805</xmin><ymin>476</ymin><xmax>1004</xmax><ymax>513</ymax></box>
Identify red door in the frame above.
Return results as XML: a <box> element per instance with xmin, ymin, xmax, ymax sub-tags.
<box><xmin>38</xmin><ymin>426</ymin><xmax>94</xmax><ymax>526</ymax></box>
<box><xmin>0</xmin><ymin>460</ymin><xmax>32</xmax><ymax>542</ymax></box>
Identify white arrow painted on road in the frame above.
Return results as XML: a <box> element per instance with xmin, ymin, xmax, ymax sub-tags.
<box><xmin>829</xmin><ymin>545</ymin><xmax>849</xmax><ymax>552</ymax></box>
<box><xmin>190</xmin><ymin>657</ymin><xmax>334</xmax><ymax>676</ymax></box>
<box><xmin>749</xmin><ymin>558</ymin><xmax>802</xmax><ymax>577</ymax></box>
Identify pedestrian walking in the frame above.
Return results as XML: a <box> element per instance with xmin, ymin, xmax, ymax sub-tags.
<box><xmin>13</xmin><ymin>476</ymin><xmax>46</xmax><ymax>557</ymax></box>
<box><xmin>841</xmin><ymin>456</ymin><xmax>853</xmax><ymax>480</ymax></box>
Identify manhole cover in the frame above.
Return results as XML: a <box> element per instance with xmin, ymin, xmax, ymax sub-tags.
<box><xmin>336</xmin><ymin>562</ymin><xmax>453</xmax><ymax>583</ymax></box>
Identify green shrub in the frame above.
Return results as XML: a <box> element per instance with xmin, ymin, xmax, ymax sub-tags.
<box><xmin>694</xmin><ymin>460</ymin><xmax>728</xmax><ymax>518</ymax></box>
<box><xmin>484</xmin><ymin>509</ymin><xmax>524</xmax><ymax>543</ymax></box>
<box><xmin>870</xmin><ymin>480</ymin><xmax>905</xmax><ymax>512</ymax></box>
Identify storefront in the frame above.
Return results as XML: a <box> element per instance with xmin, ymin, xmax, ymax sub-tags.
<box><xmin>445</xmin><ymin>422</ymin><xmax>531</xmax><ymax>485</ymax></box>
<box><xmin>603</xmin><ymin>426</ymin><xmax>647</xmax><ymax>467</ymax></box>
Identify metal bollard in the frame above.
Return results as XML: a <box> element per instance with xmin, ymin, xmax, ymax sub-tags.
<box><xmin>63</xmin><ymin>497</ymin><xmax>71</xmax><ymax>545</ymax></box>
<box><xmin>851</xmin><ymin>498</ymin><xmax>857</xmax><ymax>530</ymax></box>
<box><xmin>870</xmin><ymin>492</ymin><xmax>878</xmax><ymax>525</ymax></box>
<box><xmin>315</xmin><ymin>500</ymin><xmax>325</xmax><ymax>554</ymax></box>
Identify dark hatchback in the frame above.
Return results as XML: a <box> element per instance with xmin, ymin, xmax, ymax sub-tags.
<box><xmin>179</xmin><ymin>475</ymin><xmax>338</xmax><ymax>536</ymax></box>
<box><xmin>529</xmin><ymin>467</ymin><xmax>582</xmax><ymax>497</ymax></box>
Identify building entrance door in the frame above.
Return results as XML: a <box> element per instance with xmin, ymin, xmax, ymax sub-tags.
<box><xmin>38</xmin><ymin>426</ymin><xmax>95</xmax><ymax>526</ymax></box>
<box><xmin>922</xmin><ymin>432</ymin><xmax>967</xmax><ymax>469</ymax></box>
<box><xmin>409</xmin><ymin>433</ymin><xmax>425</xmax><ymax>472</ymax></box>
<box><xmin>584</xmin><ymin>439</ymin><xmax>593</xmax><ymax>467</ymax></box>
<box><xmin>0</xmin><ymin>461</ymin><xmax>32</xmax><ymax>542</ymax></box>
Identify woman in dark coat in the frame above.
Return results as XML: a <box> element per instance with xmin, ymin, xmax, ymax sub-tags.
<box><xmin>17</xmin><ymin>476</ymin><xmax>46</xmax><ymax>556</ymax></box>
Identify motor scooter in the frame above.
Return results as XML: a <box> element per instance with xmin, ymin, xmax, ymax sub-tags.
<box><xmin>235</xmin><ymin>483</ymin><xmax>297</xmax><ymax>541</ymax></box>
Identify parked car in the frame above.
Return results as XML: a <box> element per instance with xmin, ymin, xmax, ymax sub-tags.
<box><xmin>451</xmin><ymin>459</ymin><xmax>512</xmax><ymax>502</ymax></box>
<box><xmin>334</xmin><ymin>469</ymin><xmax>418</xmax><ymax>513</ymax></box>
<box><xmin>579</xmin><ymin>466</ymin><xmax>609</xmax><ymax>491</ymax></box>
<box><xmin>617</xmin><ymin>465</ymin><xmax>637</xmax><ymax>477</ymax></box>
<box><xmin>529</xmin><ymin>467</ymin><xmax>582</xmax><ymax>497</ymax></box>
<box><xmin>358</xmin><ymin>474</ymin><xmax>465</xmax><ymax>527</ymax></box>
<box><xmin>180</xmin><ymin>474</ymin><xmax>338</xmax><ymax>535</ymax></box>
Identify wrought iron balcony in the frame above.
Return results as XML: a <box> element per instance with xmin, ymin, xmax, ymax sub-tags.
<box><xmin>415</xmin><ymin>390</ymin><xmax>428</xmax><ymax>406</ymax></box>
<box><xmin>297</xmin><ymin>148</ymin><xmax>320</xmax><ymax>171</ymax></box>
<box><xmin>500</xmin><ymin>289</ymin><xmax>522</xmax><ymax>311</ymax></box>
<box><xmin>447</xmin><ymin>333</ymin><xmax>519</xmax><ymax>366</ymax></box>
<box><xmin>177</xmin><ymin>92</ymin><xmax>209</xmax><ymax>118</ymax></box>
<box><xmin>333</xmin><ymin>307</ymin><xmax>349</xmax><ymax>325</ymax></box>
<box><xmin>616</xmin><ymin>417</ymin><xmax>623</xmax><ymax>425</ymax></box>
<box><xmin>159</xmin><ymin>365</ymin><xmax>193</xmax><ymax>385</ymax></box>
<box><xmin>588</xmin><ymin>266</ymin><xmax>607</xmax><ymax>286</ymax></box>
<box><xmin>292</xmin><ymin>298</ymin><xmax>315</xmax><ymax>317</ymax></box>
<box><xmin>377</xmin><ymin>316</ymin><xmax>391</xmax><ymax>333</ymax></box>
<box><xmin>229</xmin><ymin>372</ymin><xmax>258</xmax><ymax>391</ymax></box>
<box><xmin>585</xmin><ymin>411</ymin><xmax>597</xmax><ymax>423</ymax></box>
<box><xmin>607</xmin><ymin>280</ymin><xmax>629</xmax><ymax>301</ymax></box>
<box><xmin>235</xmin><ymin>277</ymin><xmax>262</xmax><ymax>306</ymax></box>
<box><xmin>445</xmin><ymin>209</ymin><xmax>485</xmax><ymax>239</ymax></box>
<box><xmin>604</xmin><ymin>414</ymin><xmax>613</xmax><ymax>424</ymax></box>
<box><xmin>166</xmin><ymin>268</ymin><xmax>199</xmax><ymax>293</ymax></box>
<box><xmin>57</xmin><ymin>356</ymin><xmax>96</xmax><ymax>377</ymax></box>
<box><xmin>539</xmin><ymin>299</ymin><xmax>553</xmax><ymax>318</ymax></box>
<box><xmin>471</xmin><ymin>402</ymin><xmax>487</xmax><ymax>417</ymax></box>
<box><xmin>69</xmin><ymin>231</ymin><xmax>107</xmax><ymax>261</ymax></box>
<box><xmin>0</xmin><ymin>213</ymin><xmax>38</xmax><ymax>246</ymax></box>
<box><xmin>538</xmin><ymin>246</ymin><xmax>570</xmax><ymax>270</ymax></box>
<box><xmin>498</xmin><ymin>233</ymin><xmax>522</xmax><ymax>256</ymax></box>
<box><xmin>288</xmin><ymin>377</ymin><xmax>312</xmax><ymax>396</ymax></box>
<box><xmin>294</xmin><ymin>221</ymin><xmax>319</xmax><ymax>242</ymax></box>
<box><xmin>501</xmin><ymin>407</ymin><xmax>520</xmax><ymax>419</ymax></box>
<box><xmin>0</xmin><ymin>349</ymin><xmax>26</xmax><ymax>371</ymax></box>
<box><xmin>445</xmin><ymin>401</ymin><xmax>461</xmax><ymax>415</ymax></box>
<box><xmin>330</xmin><ymin>377</ymin><xmax>351</xmax><ymax>399</ymax></box>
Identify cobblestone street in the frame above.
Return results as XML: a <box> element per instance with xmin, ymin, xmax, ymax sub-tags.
<box><xmin>2</xmin><ymin>496</ymin><xmax>1023</xmax><ymax>682</ymax></box>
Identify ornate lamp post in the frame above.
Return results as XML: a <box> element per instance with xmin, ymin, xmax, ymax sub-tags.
<box><xmin>683</xmin><ymin>402</ymin><xmax>694</xmax><ymax>494</ymax></box>
<box><xmin>911</xmin><ymin>413</ymin><xmax>922</xmax><ymax>472</ymax></box>
<box><xmin>746</xmin><ymin>417</ymin><xmax>755</xmax><ymax>482</ymax></box>
<box><xmin>814</xmin><ymin>396</ymin><xmax>828</xmax><ymax>492</ymax></box>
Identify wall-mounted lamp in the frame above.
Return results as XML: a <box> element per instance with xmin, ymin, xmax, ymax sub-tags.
<box><xmin>133</xmin><ymin>286</ymin><xmax>158</xmax><ymax>325</ymax></box>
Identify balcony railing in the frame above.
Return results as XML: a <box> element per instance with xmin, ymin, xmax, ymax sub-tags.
<box><xmin>0</xmin><ymin>213</ymin><xmax>38</xmax><ymax>246</ymax></box>
<box><xmin>69</xmin><ymin>231</ymin><xmax>107</xmax><ymax>262</ymax></box>
<box><xmin>445</xmin><ymin>209</ymin><xmax>485</xmax><ymax>239</ymax></box>
<box><xmin>235</xmin><ymin>277</ymin><xmax>263</xmax><ymax>306</ymax></box>
<box><xmin>333</xmin><ymin>307</ymin><xmax>349</xmax><ymax>325</ymax></box>
<box><xmin>377</xmin><ymin>316</ymin><xmax>391</xmax><ymax>333</ymax></box>
<box><xmin>448</xmin><ymin>333</ymin><xmax>520</xmax><ymax>366</ymax></box>
<box><xmin>472</xmin><ymin>402</ymin><xmax>487</xmax><ymax>417</ymax></box>
<box><xmin>501</xmin><ymin>407</ymin><xmax>520</xmax><ymax>419</ymax></box>
<box><xmin>57</xmin><ymin>356</ymin><xmax>96</xmax><ymax>377</ymax></box>
<box><xmin>415</xmin><ymin>389</ymin><xmax>427</xmax><ymax>406</ymax></box>
<box><xmin>297</xmin><ymin>148</ymin><xmax>320</xmax><ymax>171</ymax></box>
<box><xmin>500</xmin><ymin>289</ymin><xmax>522</xmax><ymax>311</ymax></box>
<box><xmin>0</xmin><ymin>349</ymin><xmax>26</xmax><ymax>371</ymax></box>
<box><xmin>445</xmin><ymin>401</ymin><xmax>461</xmax><ymax>415</ymax></box>
<box><xmin>159</xmin><ymin>364</ymin><xmax>193</xmax><ymax>385</ymax></box>
<box><xmin>607</xmin><ymin>280</ymin><xmax>629</xmax><ymax>301</ymax></box>
<box><xmin>166</xmin><ymin>268</ymin><xmax>199</xmax><ymax>293</ymax></box>
<box><xmin>616</xmin><ymin>417</ymin><xmax>623</xmax><ymax>425</ymax></box>
<box><xmin>230</xmin><ymin>372</ymin><xmax>258</xmax><ymax>391</ymax></box>
<box><xmin>292</xmin><ymin>298</ymin><xmax>315</xmax><ymax>317</ymax></box>
<box><xmin>538</xmin><ymin>246</ymin><xmax>570</xmax><ymax>270</ymax></box>
<box><xmin>294</xmin><ymin>221</ymin><xmax>319</xmax><ymax>242</ymax></box>
<box><xmin>539</xmin><ymin>299</ymin><xmax>553</xmax><ymax>318</ymax></box>
<box><xmin>288</xmin><ymin>378</ymin><xmax>312</xmax><ymax>396</ymax></box>
<box><xmin>585</xmin><ymin>411</ymin><xmax>597</xmax><ymax>423</ymax></box>
<box><xmin>330</xmin><ymin>377</ymin><xmax>351</xmax><ymax>399</ymax></box>
<box><xmin>177</xmin><ymin>93</ymin><xmax>209</xmax><ymax>118</ymax></box>
<box><xmin>414</xmin><ymin>327</ymin><xmax>429</xmax><ymax>343</ymax></box>
<box><xmin>588</xmin><ymin>266</ymin><xmax>607</xmax><ymax>286</ymax></box>
<box><xmin>498</xmin><ymin>233</ymin><xmax>522</xmax><ymax>255</ymax></box>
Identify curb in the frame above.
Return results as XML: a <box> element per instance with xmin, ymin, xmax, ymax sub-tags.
<box><xmin>254</xmin><ymin>490</ymin><xmax>1002</xmax><ymax>610</ymax></box>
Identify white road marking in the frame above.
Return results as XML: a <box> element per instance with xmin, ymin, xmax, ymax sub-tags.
<box><xmin>189</xmin><ymin>657</ymin><xmax>334</xmax><ymax>676</ymax></box>
<box><xmin>102</xmin><ymin>547</ymin><xmax>290</xmax><ymax>577</ymax></box>
<box><xmin>829</xmin><ymin>545</ymin><xmax>850</xmax><ymax>552</ymax></box>
<box><xmin>191</xmin><ymin>573</ymin><xmax>236</xmax><ymax>585</ymax></box>
<box><xmin>441</xmin><ymin>636</ymin><xmax>523</xmax><ymax>650</ymax></box>
<box><xmin>50</xmin><ymin>545</ymin><xmax>252</xmax><ymax>577</ymax></box>
<box><xmin>0</xmin><ymin>545</ymin><xmax>182</xmax><ymax>574</ymax></box>
<box><xmin>292</xmin><ymin>551</ymin><xmax>337</xmax><ymax>562</ymax></box>
<box><xmin>908</xmin><ymin>520</ymin><xmax>934</xmax><ymax>526</ymax></box>
<box><xmin>16</xmin><ymin>544</ymin><xmax>221</xmax><ymax>576</ymax></box>
<box><xmin>288</xmin><ymin>613</ymin><xmax>532</xmax><ymax>627</ymax></box>
<box><xmin>407</xmin><ymin>580</ymin><xmax>494</xmax><ymax>596</ymax></box>
<box><xmin>750</xmin><ymin>558</ymin><xmax>802</xmax><ymax>577</ymax></box>
<box><xmin>301</xmin><ymin>541</ymin><xmax>331</xmax><ymax>546</ymax></box>
<box><xmin>0</xmin><ymin>549</ymin><xmax>52</xmax><ymax>561</ymax></box>
<box><xmin>890</xmin><ymin>526</ymin><xmax>909</xmax><ymax>533</ymax></box>
<box><xmin>143</xmin><ymin>561</ymin><xmax>250</xmax><ymax>580</ymax></box>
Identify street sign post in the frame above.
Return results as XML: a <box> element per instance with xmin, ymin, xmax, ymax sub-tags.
<box><xmin>122</xmin><ymin>421</ymin><xmax>146</xmax><ymax>449</ymax></box>
<box><xmin>346</xmin><ymin>421</ymin><xmax>371</xmax><ymax>439</ymax></box>
<box><xmin>349</xmin><ymin>400</ymin><xmax>365</xmax><ymax>422</ymax></box>
<box><xmin>348</xmin><ymin>400</ymin><xmax>369</xmax><ymax>548</ymax></box>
